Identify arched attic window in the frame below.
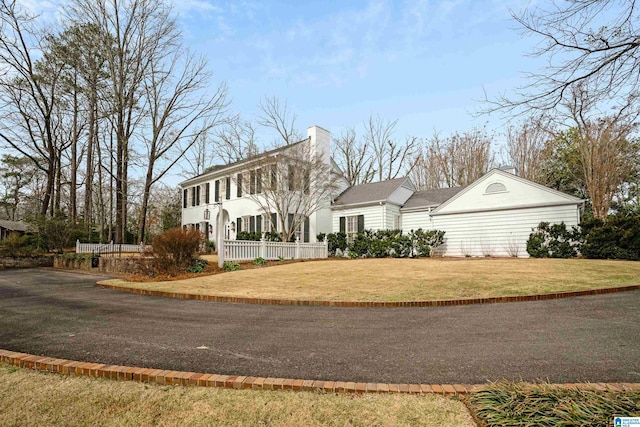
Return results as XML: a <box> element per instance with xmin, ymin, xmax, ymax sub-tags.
<box><xmin>485</xmin><ymin>182</ymin><xmax>507</xmax><ymax>194</ymax></box>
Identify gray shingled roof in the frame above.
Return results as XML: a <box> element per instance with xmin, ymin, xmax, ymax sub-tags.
<box><xmin>401</xmin><ymin>186</ymin><xmax>466</xmax><ymax>210</ymax></box>
<box><xmin>0</xmin><ymin>220</ymin><xmax>29</xmax><ymax>232</ymax></box>
<box><xmin>333</xmin><ymin>178</ymin><xmax>407</xmax><ymax>206</ymax></box>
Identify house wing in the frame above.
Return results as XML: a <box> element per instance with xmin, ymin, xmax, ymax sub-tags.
<box><xmin>332</xmin><ymin>177</ymin><xmax>413</xmax><ymax>208</ymax></box>
<box><xmin>431</xmin><ymin>169</ymin><xmax>584</xmax><ymax>215</ymax></box>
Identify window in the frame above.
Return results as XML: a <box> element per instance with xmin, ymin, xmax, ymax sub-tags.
<box><xmin>214</xmin><ymin>180</ymin><xmax>220</xmax><ymax>202</ymax></box>
<box><xmin>183</xmin><ymin>189</ymin><xmax>188</xmax><ymax>208</ymax></box>
<box><xmin>249</xmin><ymin>170</ymin><xmax>256</xmax><ymax>194</ymax></box>
<box><xmin>346</xmin><ymin>216</ymin><xmax>358</xmax><ymax>241</ymax></box>
<box><xmin>270</xmin><ymin>164</ymin><xmax>277</xmax><ymax>190</ymax></box>
<box><xmin>288</xmin><ymin>165</ymin><xmax>295</xmax><ymax>190</ymax></box>
<box><xmin>302</xmin><ymin>170</ymin><xmax>310</xmax><ymax>194</ymax></box>
<box><xmin>220</xmin><ymin>178</ymin><xmax>226</xmax><ymax>201</ymax></box>
<box><xmin>242</xmin><ymin>216</ymin><xmax>251</xmax><ymax>233</ymax></box>
<box><xmin>237</xmin><ymin>173</ymin><xmax>243</xmax><ymax>197</ymax></box>
<box><xmin>205</xmin><ymin>183</ymin><xmax>210</xmax><ymax>204</ymax></box>
<box><xmin>393</xmin><ymin>214</ymin><xmax>401</xmax><ymax>230</ymax></box>
<box><xmin>256</xmin><ymin>168</ymin><xmax>263</xmax><ymax>193</ymax></box>
<box><xmin>191</xmin><ymin>187</ymin><xmax>196</xmax><ymax>207</ymax></box>
<box><xmin>225</xmin><ymin>177</ymin><xmax>231</xmax><ymax>200</ymax></box>
<box><xmin>340</xmin><ymin>215</ymin><xmax>364</xmax><ymax>242</ymax></box>
<box><xmin>485</xmin><ymin>182</ymin><xmax>507</xmax><ymax>194</ymax></box>
<box><xmin>196</xmin><ymin>185</ymin><xmax>201</xmax><ymax>205</ymax></box>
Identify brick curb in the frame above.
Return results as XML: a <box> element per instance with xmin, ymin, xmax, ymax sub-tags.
<box><xmin>3</xmin><ymin>349</ymin><xmax>640</xmax><ymax>395</ymax></box>
<box><xmin>5</xmin><ymin>349</ymin><xmax>640</xmax><ymax>396</ymax></box>
<box><xmin>95</xmin><ymin>282</ymin><xmax>640</xmax><ymax>308</ymax></box>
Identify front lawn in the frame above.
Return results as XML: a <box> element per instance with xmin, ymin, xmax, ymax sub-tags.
<box><xmin>102</xmin><ymin>258</ymin><xmax>640</xmax><ymax>302</ymax></box>
<box><xmin>0</xmin><ymin>364</ymin><xmax>473</xmax><ymax>427</ymax></box>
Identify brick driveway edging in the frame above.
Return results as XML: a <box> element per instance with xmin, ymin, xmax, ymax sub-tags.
<box><xmin>95</xmin><ymin>281</ymin><xmax>640</xmax><ymax>307</ymax></box>
<box><xmin>3</xmin><ymin>349</ymin><xmax>640</xmax><ymax>395</ymax></box>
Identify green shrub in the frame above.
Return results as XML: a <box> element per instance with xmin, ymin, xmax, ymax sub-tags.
<box><xmin>186</xmin><ymin>258</ymin><xmax>208</xmax><ymax>273</ymax></box>
<box><xmin>581</xmin><ymin>214</ymin><xmax>640</xmax><ymax>260</ymax></box>
<box><xmin>0</xmin><ymin>232</ymin><xmax>31</xmax><ymax>257</ymax></box>
<box><xmin>236</xmin><ymin>231</ymin><xmax>261</xmax><ymax>241</ymax></box>
<box><xmin>278</xmin><ymin>256</ymin><xmax>284</xmax><ymax>262</ymax></box>
<box><xmin>319</xmin><ymin>232</ymin><xmax>347</xmax><ymax>255</ymax></box>
<box><xmin>410</xmin><ymin>229</ymin><xmax>445</xmax><ymax>257</ymax></box>
<box><xmin>262</xmin><ymin>231</ymin><xmax>284</xmax><ymax>242</ymax></box>
<box><xmin>526</xmin><ymin>222</ymin><xmax>582</xmax><ymax>258</ymax></box>
<box><xmin>151</xmin><ymin>227</ymin><xmax>202</xmax><ymax>274</ymax></box>
<box><xmin>344</xmin><ymin>229</ymin><xmax>444</xmax><ymax>258</ymax></box>
<box><xmin>205</xmin><ymin>240</ymin><xmax>216</xmax><ymax>253</ymax></box>
<box><xmin>253</xmin><ymin>257</ymin><xmax>266</xmax><ymax>266</ymax></box>
<box><xmin>60</xmin><ymin>252</ymin><xmax>92</xmax><ymax>261</ymax></box>
<box><xmin>223</xmin><ymin>261</ymin><xmax>241</xmax><ymax>271</ymax></box>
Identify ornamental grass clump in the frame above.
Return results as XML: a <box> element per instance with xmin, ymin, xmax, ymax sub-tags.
<box><xmin>469</xmin><ymin>382</ymin><xmax>640</xmax><ymax>427</ymax></box>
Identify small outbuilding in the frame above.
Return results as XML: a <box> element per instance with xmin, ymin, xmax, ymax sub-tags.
<box><xmin>0</xmin><ymin>220</ymin><xmax>29</xmax><ymax>241</ymax></box>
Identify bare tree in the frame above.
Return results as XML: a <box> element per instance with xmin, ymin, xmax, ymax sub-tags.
<box><xmin>136</xmin><ymin>48</ymin><xmax>229</xmax><ymax>242</ymax></box>
<box><xmin>428</xmin><ymin>128</ymin><xmax>495</xmax><ymax>188</ymax></box>
<box><xmin>214</xmin><ymin>115</ymin><xmax>258</xmax><ymax>164</ymax></box>
<box><xmin>505</xmin><ymin>116</ymin><xmax>553</xmax><ymax>182</ymax></box>
<box><xmin>257</xmin><ymin>96</ymin><xmax>303</xmax><ymax>146</ymax></box>
<box><xmin>241</xmin><ymin>141</ymin><xmax>339</xmax><ymax>242</ymax></box>
<box><xmin>409</xmin><ymin>145</ymin><xmax>440</xmax><ymax>190</ymax></box>
<box><xmin>331</xmin><ymin>127</ymin><xmax>376</xmax><ymax>186</ymax></box>
<box><xmin>487</xmin><ymin>1</ymin><xmax>640</xmax><ymax>113</ymax></box>
<box><xmin>0</xmin><ymin>0</ymin><xmax>64</xmax><ymax>216</ymax></box>
<box><xmin>69</xmin><ymin>0</ymin><xmax>179</xmax><ymax>243</ymax></box>
<box><xmin>564</xmin><ymin>86</ymin><xmax>640</xmax><ymax>220</ymax></box>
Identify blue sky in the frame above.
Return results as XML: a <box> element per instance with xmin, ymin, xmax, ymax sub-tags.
<box><xmin>25</xmin><ymin>0</ymin><xmax>546</xmax><ymax>157</ymax></box>
<box><xmin>168</xmin><ymin>0</ymin><xmax>542</xmax><ymax>142</ymax></box>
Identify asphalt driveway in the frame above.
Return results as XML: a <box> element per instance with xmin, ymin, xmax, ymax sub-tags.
<box><xmin>0</xmin><ymin>268</ymin><xmax>639</xmax><ymax>384</ymax></box>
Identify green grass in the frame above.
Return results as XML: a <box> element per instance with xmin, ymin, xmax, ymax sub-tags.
<box><xmin>468</xmin><ymin>382</ymin><xmax>640</xmax><ymax>426</ymax></box>
<box><xmin>0</xmin><ymin>364</ymin><xmax>474</xmax><ymax>426</ymax></box>
<box><xmin>103</xmin><ymin>258</ymin><xmax>640</xmax><ymax>302</ymax></box>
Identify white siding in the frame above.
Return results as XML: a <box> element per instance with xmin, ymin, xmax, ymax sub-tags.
<box><xmin>436</xmin><ymin>169</ymin><xmax>581</xmax><ymax>214</ymax></box>
<box><xmin>401</xmin><ymin>209</ymin><xmax>435</xmax><ymax>234</ymax></box>
<box><xmin>384</xmin><ymin>204</ymin><xmax>402</xmax><ymax>230</ymax></box>
<box><xmin>432</xmin><ymin>204</ymin><xmax>580</xmax><ymax>257</ymax></box>
<box><xmin>332</xmin><ymin>205</ymin><xmax>384</xmax><ymax>232</ymax></box>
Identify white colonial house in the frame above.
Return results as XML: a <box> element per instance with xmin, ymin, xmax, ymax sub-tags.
<box><xmin>180</xmin><ymin>126</ymin><xmax>349</xmax><ymax>245</ymax></box>
<box><xmin>181</xmin><ymin>125</ymin><xmax>584</xmax><ymax>257</ymax></box>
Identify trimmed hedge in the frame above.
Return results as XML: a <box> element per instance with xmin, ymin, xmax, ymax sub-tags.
<box><xmin>319</xmin><ymin>229</ymin><xmax>444</xmax><ymax>258</ymax></box>
<box><xmin>527</xmin><ymin>215</ymin><xmax>640</xmax><ymax>260</ymax></box>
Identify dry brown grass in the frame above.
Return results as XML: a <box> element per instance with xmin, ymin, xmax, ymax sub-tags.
<box><xmin>103</xmin><ymin>258</ymin><xmax>640</xmax><ymax>302</ymax></box>
<box><xmin>0</xmin><ymin>365</ymin><xmax>474</xmax><ymax>426</ymax></box>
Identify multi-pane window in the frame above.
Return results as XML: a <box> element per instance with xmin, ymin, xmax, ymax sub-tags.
<box><xmin>249</xmin><ymin>170</ymin><xmax>256</xmax><ymax>194</ymax></box>
<box><xmin>220</xmin><ymin>178</ymin><xmax>226</xmax><ymax>201</ymax></box>
<box><xmin>346</xmin><ymin>215</ymin><xmax>359</xmax><ymax>241</ymax></box>
<box><xmin>256</xmin><ymin>168</ymin><xmax>263</xmax><ymax>193</ymax></box>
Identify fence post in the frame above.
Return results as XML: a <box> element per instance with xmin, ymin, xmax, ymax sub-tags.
<box><xmin>324</xmin><ymin>236</ymin><xmax>329</xmax><ymax>258</ymax></box>
<box><xmin>260</xmin><ymin>236</ymin><xmax>266</xmax><ymax>259</ymax></box>
<box><xmin>295</xmin><ymin>236</ymin><xmax>300</xmax><ymax>259</ymax></box>
<box><xmin>76</xmin><ymin>239</ymin><xmax>80</xmax><ymax>253</ymax></box>
<box><xmin>110</xmin><ymin>241</ymin><xmax>114</xmax><ymax>254</ymax></box>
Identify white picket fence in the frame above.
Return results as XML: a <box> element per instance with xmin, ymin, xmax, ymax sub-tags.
<box><xmin>76</xmin><ymin>240</ymin><xmax>148</xmax><ymax>256</ymax></box>
<box><xmin>224</xmin><ymin>238</ymin><xmax>328</xmax><ymax>261</ymax></box>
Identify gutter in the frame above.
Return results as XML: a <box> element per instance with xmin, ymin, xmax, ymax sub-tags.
<box><xmin>430</xmin><ymin>200</ymin><xmax>585</xmax><ymax>216</ymax></box>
